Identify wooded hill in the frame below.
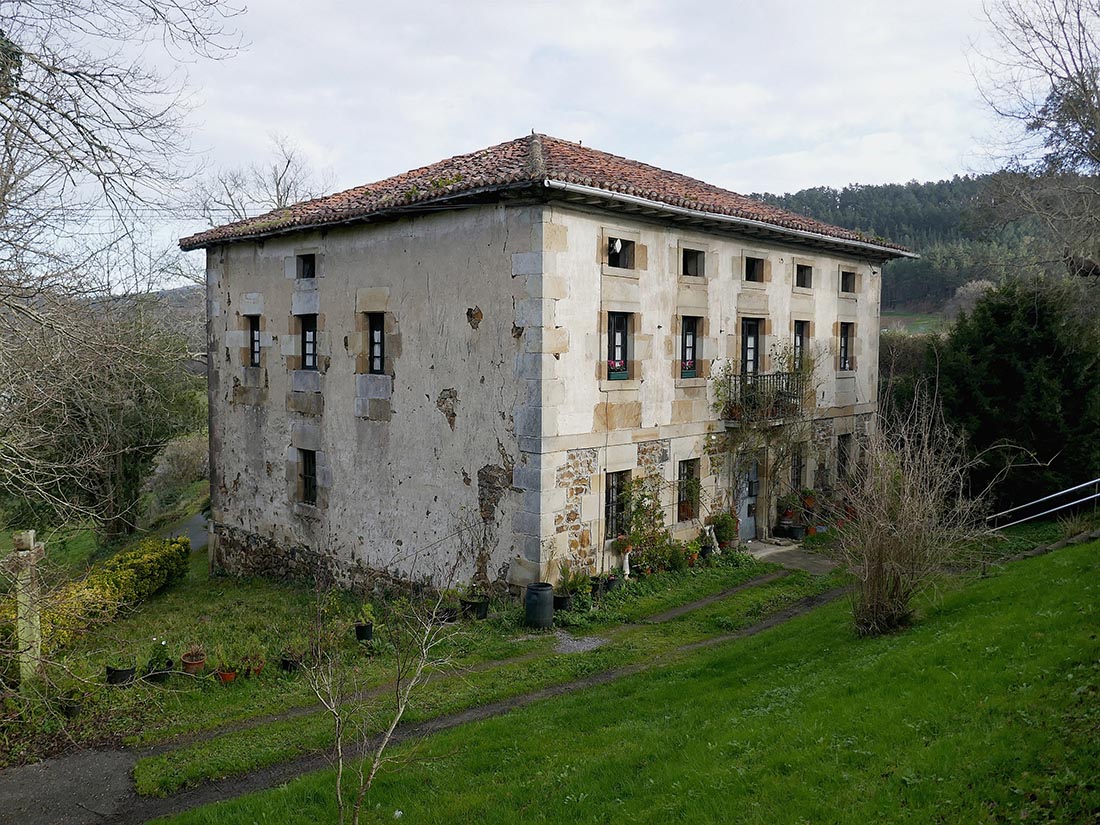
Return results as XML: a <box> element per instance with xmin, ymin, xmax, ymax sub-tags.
<box><xmin>754</xmin><ymin>175</ymin><xmax>1039</xmax><ymax>311</ymax></box>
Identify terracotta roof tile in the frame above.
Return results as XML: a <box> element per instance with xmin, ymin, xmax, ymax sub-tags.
<box><xmin>179</xmin><ymin>134</ymin><xmax>910</xmax><ymax>255</ymax></box>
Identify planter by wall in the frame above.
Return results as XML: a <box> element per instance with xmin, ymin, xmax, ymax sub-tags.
<box><xmin>460</xmin><ymin>596</ymin><xmax>490</xmax><ymax>620</ymax></box>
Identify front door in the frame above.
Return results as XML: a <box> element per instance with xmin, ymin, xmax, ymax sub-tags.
<box><xmin>738</xmin><ymin>460</ymin><xmax>759</xmax><ymax>541</ymax></box>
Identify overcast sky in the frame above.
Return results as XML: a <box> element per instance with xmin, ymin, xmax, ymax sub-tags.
<box><xmin>180</xmin><ymin>0</ymin><xmax>1001</xmax><ymax>211</ymax></box>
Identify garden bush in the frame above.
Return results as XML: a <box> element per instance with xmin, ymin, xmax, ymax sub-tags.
<box><xmin>2</xmin><ymin>536</ymin><xmax>191</xmax><ymax>657</ymax></box>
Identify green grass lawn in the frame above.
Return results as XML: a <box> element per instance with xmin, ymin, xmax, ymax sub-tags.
<box><xmin>155</xmin><ymin>541</ymin><xmax>1100</xmax><ymax>824</ymax></box>
<box><xmin>132</xmin><ymin>560</ymin><xmax>828</xmax><ymax>797</ymax></box>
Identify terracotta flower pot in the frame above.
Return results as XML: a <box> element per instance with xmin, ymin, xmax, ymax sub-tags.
<box><xmin>181</xmin><ymin>653</ymin><xmax>206</xmax><ymax>675</ymax></box>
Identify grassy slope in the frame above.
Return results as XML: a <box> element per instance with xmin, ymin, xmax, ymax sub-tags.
<box><xmin>133</xmin><ymin>563</ymin><xmax>827</xmax><ymax>796</ymax></box>
<box><xmin>157</xmin><ymin>541</ymin><xmax>1100</xmax><ymax>824</ymax></box>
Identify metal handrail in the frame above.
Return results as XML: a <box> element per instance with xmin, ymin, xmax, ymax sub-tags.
<box><xmin>986</xmin><ymin>477</ymin><xmax>1100</xmax><ymax>521</ymax></box>
<box><xmin>987</xmin><ymin>476</ymin><xmax>1100</xmax><ymax>531</ymax></box>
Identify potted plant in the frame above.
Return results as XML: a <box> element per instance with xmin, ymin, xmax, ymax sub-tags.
<box><xmin>354</xmin><ymin>602</ymin><xmax>375</xmax><ymax>642</ymax></box>
<box><xmin>554</xmin><ymin>562</ymin><xmax>588</xmax><ymax>611</ymax></box>
<box><xmin>180</xmin><ymin>642</ymin><xmax>206</xmax><ymax>675</ymax></box>
<box><xmin>241</xmin><ymin>636</ymin><xmax>266</xmax><ymax>677</ymax></box>
<box><xmin>279</xmin><ymin>635</ymin><xmax>307</xmax><ymax>673</ymax></box>
<box><xmin>801</xmin><ymin>488</ymin><xmax>817</xmax><ymax>511</ymax></box>
<box><xmin>606</xmin><ymin>567</ymin><xmax>623</xmax><ymax>591</ymax></box>
<box><xmin>143</xmin><ymin>636</ymin><xmax>172</xmax><ymax>684</ymax></box>
<box><xmin>105</xmin><ymin>654</ymin><xmax>136</xmax><ymax>686</ymax></box>
<box><xmin>706</xmin><ymin>512</ymin><xmax>739</xmax><ymax>550</ymax></box>
<box><xmin>214</xmin><ymin>645</ymin><xmax>238</xmax><ymax>684</ymax></box>
<box><xmin>460</xmin><ymin>584</ymin><xmax>490</xmax><ymax>620</ymax></box>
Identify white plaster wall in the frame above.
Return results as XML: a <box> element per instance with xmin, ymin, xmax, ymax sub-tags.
<box><xmin>208</xmin><ymin>204</ymin><xmax>538</xmax><ymax>584</ymax></box>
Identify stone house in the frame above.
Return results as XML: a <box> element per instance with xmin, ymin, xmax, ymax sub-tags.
<box><xmin>180</xmin><ymin>133</ymin><xmax>912</xmax><ymax>587</ymax></box>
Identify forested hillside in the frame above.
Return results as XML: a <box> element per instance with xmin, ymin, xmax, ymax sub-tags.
<box><xmin>754</xmin><ymin>175</ymin><xmax>1039</xmax><ymax>311</ymax></box>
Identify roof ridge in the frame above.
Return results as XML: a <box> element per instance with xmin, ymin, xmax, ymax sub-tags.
<box><xmin>525</xmin><ymin>131</ymin><xmax>547</xmax><ymax>180</ymax></box>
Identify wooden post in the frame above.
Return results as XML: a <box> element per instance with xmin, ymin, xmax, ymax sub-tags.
<box><xmin>7</xmin><ymin>530</ymin><xmax>45</xmax><ymax>689</ymax></box>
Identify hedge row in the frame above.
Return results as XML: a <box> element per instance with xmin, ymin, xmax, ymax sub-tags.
<box><xmin>2</xmin><ymin>535</ymin><xmax>191</xmax><ymax>656</ymax></box>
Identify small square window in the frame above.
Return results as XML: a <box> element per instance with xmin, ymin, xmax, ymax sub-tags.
<box><xmin>681</xmin><ymin>316</ymin><xmax>699</xmax><ymax>378</ymax></box>
<box><xmin>299</xmin><ymin>449</ymin><xmax>317</xmax><ymax>506</ymax></box>
<box><xmin>682</xmin><ymin>248</ymin><xmax>705</xmax><ymax>278</ymax></box>
<box><xmin>607</xmin><ymin>311</ymin><xmax>631</xmax><ymax>380</ymax></box>
<box><xmin>247</xmin><ymin>315</ymin><xmax>261</xmax><ymax>367</ymax></box>
<box><xmin>367</xmin><ymin>312</ymin><xmax>385</xmax><ymax>375</ymax></box>
<box><xmin>607</xmin><ymin>237</ymin><xmax>635</xmax><ymax>269</ymax></box>
<box><xmin>297</xmin><ymin>254</ymin><xmax>316</xmax><ymax>279</ymax></box>
<box><xmin>745</xmin><ymin>256</ymin><xmax>765</xmax><ymax>282</ymax></box>
<box><xmin>796</xmin><ymin>264</ymin><xmax>813</xmax><ymax>289</ymax></box>
<box><xmin>301</xmin><ymin>314</ymin><xmax>318</xmax><ymax>371</ymax></box>
<box><xmin>841</xmin><ymin>270</ymin><xmax>857</xmax><ymax>293</ymax></box>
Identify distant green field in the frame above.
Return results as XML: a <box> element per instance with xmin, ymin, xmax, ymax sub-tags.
<box><xmin>880</xmin><ymin>310</ymin><xmax>949</xmax><ymax>334</ymax></box>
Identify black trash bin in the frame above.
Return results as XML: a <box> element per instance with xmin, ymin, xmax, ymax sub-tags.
<box><xmin>524</xmin><ymin>582</ymin><xmax>554</xmax><ymax>629</ymax></box>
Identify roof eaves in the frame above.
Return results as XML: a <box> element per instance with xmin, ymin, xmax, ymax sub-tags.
<box><xmin>543</xmin><ymin>179</ymin><xmax>917</xmax><ymax>260</ymax></box>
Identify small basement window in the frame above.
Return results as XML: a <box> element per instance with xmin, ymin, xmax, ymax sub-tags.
<box><xmin>607</xmin><ymin>237</ymin><xmax>636</xmax><ymax>269</ymax></box>
<box><xmin>297</xmin><ymin>253</ymin><xmax>316</xmax><ymax>280</ymax></box>
<box><xmin>682</xmin><ymin>248</ymin><xmax>705</xmax><ymax>278</ymax></box>
<box><xmin>841</xmin><ymin>270</ymin><xmax>857</xmax><ymax>293</ymax></box>
<box><xmin>745</xmin><ymin>256</ymin><xmax>765</xmax><ymax>282</ymax></box>
<box><xmin>796</xmin><ymin>264</ymin><xmax>813</xmax><ymax>289</ymax></box>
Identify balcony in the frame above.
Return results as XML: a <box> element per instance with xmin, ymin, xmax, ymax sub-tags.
<box><xmin>718</xmin><ymin>371</ymin><xmax>807</xmax><ymax>425</ymax></box>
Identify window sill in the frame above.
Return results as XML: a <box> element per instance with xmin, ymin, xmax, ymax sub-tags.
<box><xmin>675</xmin><ymin>377</ymin><xmax>707</xmax><ymax>389</ymax></box>
<box><xmin>839</xmin><ymin>293</ymin><xmax>858</xmax><ymax>301</ymax></box>
<box><xmin>792</xmin><ymin>286</ymin><xmax>814</xmax><ymax>296</ymax></box>
<box><xmin>741</xmin><ymin>280</ymin><xmax>767</xmax><ymax>290</ymax></box>
<box><xmin>835</xmin><ymin>370</ymin><xmax>857</xmax><ymax>378</ymax></box>
<box><xmin>600</xmin><ymin>378</ymin><xmax>641</xmax><ymax>392</ymax></box>
<box><xmin>678</xmin><ymin>276</ymin><xmax>706</xmax><ymax>286</ymax></box>
<box><xmin>601</xmin><ymin>264</ymin><xmax>639</xmax><ymax>279</ymax></box>
<box><xmin>292</xmin><ymin>502</ymin><xmax>321</xmax><ymax>519</ymax></box>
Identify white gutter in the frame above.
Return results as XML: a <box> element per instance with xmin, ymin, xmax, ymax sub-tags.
<box><xmin>543</xmin><ymin>179</ymin><xmax>918</xmax><ymax>259</ymax></box>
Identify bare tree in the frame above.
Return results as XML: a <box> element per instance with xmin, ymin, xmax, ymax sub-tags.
<box><xmin>0</xmin><ymin>1</ymin><xmax>238</xmax><ymax>527</ymax></box>
<box><xmin>977</xmin><ymin>0</ymin><xmax>1100</xmax><ymax>264</ymax></box>
<box><xmin>828</xmin><ymin>388</ymin><xmax>994</xmax><ymax>636</ymax></box>
<box><xmin>191</xmin><ymin>132</ymin><xmax>334</xmax><ymax>226</ymax></box>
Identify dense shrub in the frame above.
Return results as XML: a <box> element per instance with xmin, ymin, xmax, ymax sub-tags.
<box><xmin>2</xmin><ymin>536</ymin><xmax>191</xmax><ymax>657</ymax></box>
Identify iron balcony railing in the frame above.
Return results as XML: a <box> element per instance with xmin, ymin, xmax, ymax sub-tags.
<box><xmin>719</xmin><ymin>371</ymin><xmax>807</xmax><ymax>423</ymax></box>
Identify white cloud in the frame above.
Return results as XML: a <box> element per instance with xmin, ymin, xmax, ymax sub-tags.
<box><xmin>177</xmin><ymin>0</ymin><xmax>1003</xmax><ymax>215</ymax></box>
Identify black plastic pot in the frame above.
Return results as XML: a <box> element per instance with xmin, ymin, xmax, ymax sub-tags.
<box><xmin>354</xmin><ymin>621</ymin><xmax>374</xmax><ymax>642</ymax></box>
<box><xmin>553</xmin><ymin>592</ymin><xmax>573</xmax><ymax>612</ymax></box>
<box><xmin>144</xmin><ymin>659</ymin><xmax>173</xmax><ymax>684</ymax></box>
<box><xmin>438</xmin><ymin>606</ymin><xmax>460</xmax><ymax>623</ymax></box>
<box><xmin>279</xmin><ymin>654</ymin><xmax>301</xmax><ymax>673</ymax></box>
<box><xmin>606</xmin><ymin>576</ymin><xmax>622</xmax><ymax>592</ymax></box>
<box><xmin>106</xmin><ymin>664</ymin><xmax>135</xmax><ymax>686</ymax></box>
<box><xmin>789</xmin><ymin>525</ymin><xmax>806</xmax><ymax>540</ymax></box>
<box><xmin>460</xmin><ymin>596</ymin><xmax>490</xmax><ymax>620</ymax></box>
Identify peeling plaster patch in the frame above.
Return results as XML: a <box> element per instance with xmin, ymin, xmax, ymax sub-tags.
<box><xmin>436</xmin><ymin>388</ymin><xmax>459</xmax><ymax>431</ymax></box>
<box><xmin>466</xmin><ymin>306</ymin><xmax>483</xmax><ymax>329</ymax></box>
<box><xmin>462</xmin><ymin>469</ymin><xmax>472</xmax><ymax>486</ymax></box>
<box><xmin>478</xmin><ymin>463</ymin><xmax>513</xmax><ymax>522</ymax></box>
<box><xmin>512</xmin><ymin>324</ymin><xmax>524</xmax><ymax>339</ymax></box>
